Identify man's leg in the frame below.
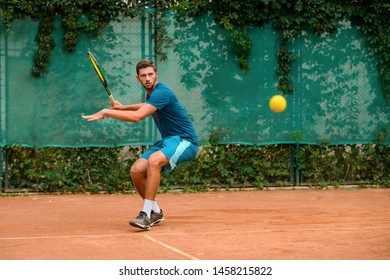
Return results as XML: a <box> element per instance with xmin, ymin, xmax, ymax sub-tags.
<box><xmin>129</xmin><ymin>152</ymin><xmax>168</xmax><ymax>230</ymax></box>
<box><xmin>130</xmin><ymin>154</ymin><xmax>168</xmax><ymax>205</ymax></box>
<box><xmin>130</xmin><ymin>158</ymin><xmax>148</xmax><ymax>199</ymax></box>
<box><xmin>144</xmin><ymin>151</ymin><xmax>169</xmax><ymax>200</ymax></box>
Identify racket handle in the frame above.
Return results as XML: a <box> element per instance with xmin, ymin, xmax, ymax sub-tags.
<box><xmin>108</xmin><ymin>95</ymin><xmax>116</xmax><ymax>107</ymax></box>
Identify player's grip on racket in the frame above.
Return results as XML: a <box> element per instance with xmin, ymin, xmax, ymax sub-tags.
<box><xmin>87</xmin><ymin>51</ymin><xmax>116</xmax><ymax>107</ymax></box>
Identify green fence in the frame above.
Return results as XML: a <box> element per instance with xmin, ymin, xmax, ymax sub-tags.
<box><xmin>1</xmin><ymin>14</ymin><xmax>389</xmax><ymax>148</ymax></box>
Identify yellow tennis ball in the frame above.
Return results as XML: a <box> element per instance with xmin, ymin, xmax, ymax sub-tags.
<box><xmin>269</xmin><ymin>94</ymin><xmax>287</xmax><ymax>113</ymax></box>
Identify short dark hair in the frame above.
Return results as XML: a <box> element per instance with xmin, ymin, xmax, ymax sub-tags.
<box><xmin>136</xmin><ymin>59</ymin><xmax>156</xmax><ymax>75</ymax></box>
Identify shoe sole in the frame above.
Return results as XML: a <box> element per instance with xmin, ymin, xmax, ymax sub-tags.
<box><xmin>150</xmin><ymin>217</ymin><xmax>164</xmax><ymax>226</ymax></box>
<box><xmin>129</xmin><ymin>220</ymin><xmax>151</xmax><ymax>230</ymax></box>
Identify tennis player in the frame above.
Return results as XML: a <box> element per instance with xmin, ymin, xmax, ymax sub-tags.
<box><xmin>82</xmin><ymin>60</ymin><xmax>199</xmax><ymax>230</ymax></box>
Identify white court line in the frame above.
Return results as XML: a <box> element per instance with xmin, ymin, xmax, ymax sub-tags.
<box><xmin>144</xmin><ymin>235</ymin><xmax>199</xmax><ymax>260</ymax></box>
<box><xmin>142</xmin><ymin>225</ymin><xmax>390</xmax><ymax>236</ymax></box>
<box><xmin>0</xmin><ymin>225</ymin><xmax>389</xmax><ymax>241</ymax></box>
<box><xmin>0</xmin><ymin>234</ymin><xmax>131</xmax><ymax>241</ymax></box>
<box><xmin>0</xmin><ymin>233</ymin><xmax>199</xmax><ymax>260</ymax></box>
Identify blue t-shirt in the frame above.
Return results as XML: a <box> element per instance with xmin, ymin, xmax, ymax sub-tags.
<box><xmin>146</xmin><ymin>83</ymin><xmax>198</xmax><ymax>145</ymax></box>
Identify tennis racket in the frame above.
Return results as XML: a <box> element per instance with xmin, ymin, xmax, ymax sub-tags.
<box><xmin>87</xmin><ymin>51</ymin><xmax>116</xmax><ymax>106</ymax></box>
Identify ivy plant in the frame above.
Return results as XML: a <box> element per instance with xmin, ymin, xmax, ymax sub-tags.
<box><xmin>1</xmin><ymin>0</ymin><xmax>389</xmax><ymax>99</ymax></box>
<box><xmin>2</xmin><ymin>144</ymin><xmax>389</xmax><ymax>193</ymax></box>
<box><xmin>174</xmin><ymin>0</ymin><xmax>390</xmax><ymax>99</ymax></box>
<box><xmin>0</xmin><ymin>0</ymin><xmax>157</xmax><ymax>76</ymax></box>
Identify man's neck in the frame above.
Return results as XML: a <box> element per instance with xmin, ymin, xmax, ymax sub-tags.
<box><xmin>146</xmin><ymin>82</ymin><xmax>158</xmax><ymax>95</ymax></box>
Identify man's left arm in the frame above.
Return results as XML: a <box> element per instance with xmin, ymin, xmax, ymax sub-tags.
<box><xmin>82</xmin><ymin>103</ymin><xmax>157</xmax><ymax>122</ymax></box>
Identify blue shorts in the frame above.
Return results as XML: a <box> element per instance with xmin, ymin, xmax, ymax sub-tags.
<box><xmin>141</xmin><ymin>136</ymin><xmax>198</xmax><ymax>172</ymax></box>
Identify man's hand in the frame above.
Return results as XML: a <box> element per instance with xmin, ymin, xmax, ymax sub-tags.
<box><xmin>111</xmin><ymin>100</ymin><xmax>124</xmax><ymax>110</ymax></box>
<box><xmin>82</xmin><ymin>109</ymin><xmax>107</xmax><ymax>121</ymax></box>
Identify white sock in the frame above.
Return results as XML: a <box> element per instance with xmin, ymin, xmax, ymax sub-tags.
<box><xmin>142</xmin><ymin>199</ymin><xmax>154</xmax><ymax>218</ymax></box>
<box><xmin>152</xmin><ymin>201</ymin><xmax>161</xmax><ymax>213</ymax></box>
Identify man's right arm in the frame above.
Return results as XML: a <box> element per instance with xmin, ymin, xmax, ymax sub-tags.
<box><xmin>112</xmin><ymin>102</ymin><xmax>145</xmax><ymax>111</ymax></box>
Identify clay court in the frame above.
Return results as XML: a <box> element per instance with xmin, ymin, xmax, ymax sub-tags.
<box><xmin>0</xmin><ymin>188</ymin><xmax>389</xmax><ymax>260</ymax></box>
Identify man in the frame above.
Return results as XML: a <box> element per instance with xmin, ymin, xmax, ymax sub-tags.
<box><xmin>82</xmin><ymin>60</ymin><xmax>199</xmax><ymax>230</ymax></box>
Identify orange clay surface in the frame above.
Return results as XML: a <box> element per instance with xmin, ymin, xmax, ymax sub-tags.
<box><xmin>0</xmin><ymin>188</ymin><xmax>389</xmax><ymax>260</ymax></box>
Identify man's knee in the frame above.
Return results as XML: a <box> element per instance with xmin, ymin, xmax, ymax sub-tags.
<box><xmin>148</xmin><ymin>152</ymin><xmax>169</xmax><ymax>170</ymax></box>
<box><xmin>130</xmin><ymin>159</ymin><xmax>147</xmax><ymax>178</ymax></box>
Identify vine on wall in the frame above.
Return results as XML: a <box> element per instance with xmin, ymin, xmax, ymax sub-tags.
<box><xmin>1</xmin><ymin>0</ymin><xmax>142</xmax><ymax>76</ymax></box>
<box><xmin>3</xmin><ymin>144</ymin><xmax>389</xmax><ymax>192</ymax></box>
<box><xmin>0</xmin><ymin>0</ymin><xmax>389</xmax><ymax>100</ymax></box>
<box><xmin>175</xmin><ymin>0</ymin><xmax>389</xmax><ymax>99</ymax></box>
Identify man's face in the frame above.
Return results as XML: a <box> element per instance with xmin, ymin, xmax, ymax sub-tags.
<box><xmin>137</xmin><ymin>67</ymin><xmax>158</xmax><ymax>91</ymax></box>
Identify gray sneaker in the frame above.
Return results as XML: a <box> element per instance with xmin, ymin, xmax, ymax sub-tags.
<box><xmin>150</xmin><ymin>209</ymin><xmax>164</xmax><ymax>226</ymax></box>
<box><xmin>129</xmin><ymin>211</ymin><xmax>151</xmax><ymax>230</ymax></box>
